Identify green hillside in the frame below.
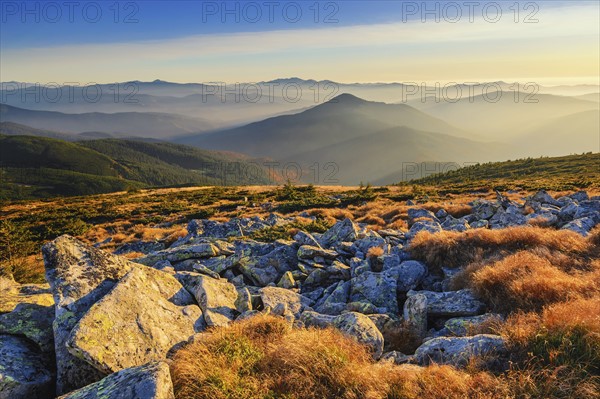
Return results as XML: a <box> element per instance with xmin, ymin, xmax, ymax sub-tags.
<box><xmin>0</xmin><ymin>135</ymin><xmax>271</xmax><ymax>200</ymax></box>
<box><xmin>407</xmin><ymin>153</ymin><xmax>600</xmax><ymax>192</ymax></box>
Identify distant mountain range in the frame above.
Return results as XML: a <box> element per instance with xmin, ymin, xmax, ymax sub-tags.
<box><xmin>0</xmin><ymin>104</ymin><xmax>213</xmax><ymax>138</ymax></box>
<box><xmin>176</xmin><ymin>94</ymin><xmax>513</xmax><ymax>184</ymax></box>
<box><xmin>1</xmin><ymin>79</ymin><xmax>598</xmax><ymax>186</ymax></box>
<box><xmin>2</xmin><ymin>78</ymin><xmax>598</xmax><ymax>127</ymax></box>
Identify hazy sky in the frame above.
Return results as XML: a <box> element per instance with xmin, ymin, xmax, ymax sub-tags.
<box><xmin>1</xmin><ymin>1</ymin><xmax>598</xmax><ymax>85</ymax></box>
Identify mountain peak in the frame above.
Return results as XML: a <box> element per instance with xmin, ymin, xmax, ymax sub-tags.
<box><xmin>327</xmin><ymin>93</ymin><xmax>368</xmax><ymax>105</ymax></box>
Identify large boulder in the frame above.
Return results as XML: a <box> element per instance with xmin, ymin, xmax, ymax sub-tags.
<box><xmin>0</xmin><ymin>334</ymin><xmax>54</xmax><ymax>399</ymax></box>
<box><xmin>297</xmin><ymin>245</ymin><xmax>338</xmax><ymax>260</ymax></box>
<box><xmin>350</xmin><ymin>271</ymin><xmax>398</xmax><ymax>314</ymax></box>
<box><xmin>403</xmin><ymin>293</ymin><xmax>428</xmax><ymax>338</ymax></box>
<box><xmin>57</xmin><ymin>361</ymin><xmax>174</xmax><ymax>399</ymax></box>
<box><xmin>333</xmin><ymin>312</ymin><xmax>384</xmax><ymax>359</ymax></box>
<box><xmin>136</xmin><ymin>242</ymin><xmax>219</xmax><ymax>266</ymax></box>
<box><xmin>531</xmin><ymin>190</ymin><xmax>560</xmax><ymax>206</ymax></box>
<box><xmin>238</xmin><ymin>245</ymin><xmax>298</xmax><ymax>286</ymax></box>
<box><xmin>414</xmin><ymin>335</ymin><xmax>507</xmax><ymax>368</ymax></box>
<box><xmin>179</xmin><ymin>273</ymin><xmax>239</xmax><ymax>327</ymax></box>
<box><xmin>561</xmin><ymin>217</ymin><xmax>598</xmax><ymax>236</ymax></box>
<box><xmin>444</xmin><ymin>314</ymin><xmax>502</xmax><ymax>337</ymax></box>
<box><xmin>320</xmin><ymin>218</ymin><xmax>359</xmax><ymax>248</ymax></box>
<box><xmin>315</xmin><ymin>280</ymin><xmax>350</xmax><ymax>315</ymax></box>
<box><xmin>0</xmin><ymin>281</ymin><xmax>55</xmax><ymax>353</ymax></box>
<box><xmin>259</xmin><ymin>287</ymin><xmax>314</xmax><ymax>318</ymax></box>
<box><xmin>300</xmin><ymin>310</ymin><xmax>336</xmax><ymax>328</ymax></box>
<box><xmin>42</xmin><ymin>235</ymin><xmax>140</xmax><ymax>394</ymax></box>
<box><xmin>0</xmin><ymin>281</ymin><xmax>53</xmax><ymax>314</ymax></box>
<box><xmin>384</xmin><ymin>260</ymin><xmax>427</xmax><ymax>292</ymax></box>
<box><xmin>407</xmin><ymin>208</ymin><xmax>439</xmax><ymax>225</ymax></box>
<box><xmin>0</xmin><ymin>302</ymin><xmax>54</xmax><ymax>353</ymax></box>
<box><xmin>66</xmin><ymin>267</ymin><xmax>201</xmax><ymax>375</ymax></box>
<box><xmin>406</xmin><ymin>289</ymin><xmax>485</xmax><ymax>317</ymax></box>
<box><xmin>406</xmin><ymin>220</ymin><xmax>442</xmax><ymax>240</ymax></box>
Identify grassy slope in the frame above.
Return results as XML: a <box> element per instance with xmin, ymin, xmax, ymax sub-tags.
<box><xmin>407</xmin><ymin>153</ymin><xmax>600</xmax><ymax>192</ymax></box>
<box><xmin>0</xmin><ymin>135</ymin><xmax>270</xmax><ymax>199</ymax></box>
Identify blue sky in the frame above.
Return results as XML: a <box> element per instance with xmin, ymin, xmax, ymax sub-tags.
<box><xmin>1</xmin><ymin>1</ymin><xmax>598</xmax><ymax>84</ymax></box>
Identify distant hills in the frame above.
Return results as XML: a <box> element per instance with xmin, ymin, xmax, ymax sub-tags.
<box><xmin>176</xmin><ymin>94</ymin><xmax>511</xmax><ymax>184</ymax></box>
<box><xmin>0</xmin><ymin>135</ymin><xmax>271</xmax><ymax>199</ymax></box>
<box><xmin>0</xmin><ymin>104</ymin><xmax>213</xmax><ymax>139</ymax></box>
<box><xmin>1</xmin><ymin>78</ymin><xmax>598</xmax><ymax>187</ymax></box>
<box><xmin>415</xmin><ymin>93</ymin><xmax>599</xmax><ymax>140</ymax></box>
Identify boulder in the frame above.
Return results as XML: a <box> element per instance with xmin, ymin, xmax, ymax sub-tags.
<box><xmin>407</xmin><ymin>208</ymin><xmax>439</xmax><ymax>225</ymax></box>
<box><xmin>350</xmin><ymin>271</ymin><xmax>398</xmax><ymax>314</ymax></box>
<box><xmin>42</xmin><ymin>235</ymin><xmax>140</xmax><ymax>394</ymax></box>
<box><xmin>380</xmin><ymin>351</ymin><xmax>414</xmax><ymax>365</ymax></box>
<box><xmin>414</xmin><ymin>334</ymin><xmax>507</xmax><ymax>368</ymax></box>
<box><xmin>235</xmin><ymin>287</ymin><xmax>253</xmax><ymax>313</ymax></box>
<box><xmin>293</xmin><ymin>231</ymin><xmax>322</xmax><ymax>248</ymax></box>
<box><xmin>0</xmin><ymin>281</ymin><xmax>53</xmax><ymax>314</ymax></box>
<box><xmin>403</xmin><ymin>293</ymin><xmax>428</xmax><ymax>338</ymax></box>
<box><xmin>471</xmin><ymin>202</ymin><xmax>498</xmax><ymax>220</ymax></box>
<box><xmin>300</xmin><ymin>310</ymin><xmax>336</xmax><ymax>328</ymax></box>
<box><xmin>277</xmin><ymin>271</ymin><xmax>297</xmax><ymax>289</ymax></box>
<box><xmin>407</xmin><ymin>290</ymin><xmax>485</xmax><ymax>317</ymax></box>
<box><xmin>57</xmin><ymin>361</ymin><xmax>174</xmax><ymax>399</ymax></box>
<box><xmin>297</xmin><ymin>245</ymin><xmax>338</xmax><ymax>260</ymax></box>
<box><xmin>180</xmin><ymin>273</ymin><xmax>239</xmax><ymax>327</ymax></box>
<box><xmin>444</xmin><ymin>314</ymin><xmax>502</xmax><ymax>337</ymax></box>
<box><xmin>0</xmin><ymin>302</ymin><xmax>54</xmax><ymax>353</ymax></box>
<box><xmin>333</xmin><ymin>312</ymin><xmax>384</xmax><ymax>359</ymax></box>
<box><xmin>320</xmin><ymin>218</ymin><xmax>358</xmax><ymax>248</ymax></box>
<box><xmin>315</xmin><ymin>280</ymin><xmax>351</xmax><ymax>315</ymax></box>
<box><xmin>66</xmin><ymin>268</ymin><xmax>201</xmax><ymax>375</ymax></box>
<box><xmin>406</xmin><ymin>221</ymin><xmax>442</xmax><ymax>239</ymax></box>
<box><xmin>441</xmin><ymin>217</ymin><xmax>470</xmax><ymax>232</ymax></box>
<box><xmin>531</xmin><ymin>190</ymin><xmax>560</xmax><ymax>206</ymax></box>
<box><xmin>259</xmin><ymin>287</ymin><xmax>314</xmax><ymax>318</ymax></box>
<box><xmin>0</xmin><ymin>334</ymin><xmax>54</xmax><ymax>399</ymax></box>
<box><xmin>489</xmin><ymin>208</ymin><xmax>526</xmax><ymax>229</ymax></box>
<box><xmin>114</xmin><ymin>241</ymin><xmax>164</xmax><ymax>256</ymax></box>
<box><xmin>384</xmin><ymin>260</ymin><xmax>427</xmax><ymax>292</ymax></box>
<box><xmin>351</xmin><ymin>236</ymin><xmax>386</xmax><ymax>256</ymax></box>
<box><xmin>561</xmin><ymin>217</ymin><xmax>598</xmax><ymax>236</ymax></box>
<box><xmin>367</xmin><ymin>313</ymin><xmax>403</xmax><ymax>347</ymax></box>
<box><xmin>136</xmin><ymin>242</ymin><xmax>219</xmax><ymax>266</ymax></box>
<box><xmin>238</xmin><ymin>245</ymin><xmax>297</xmax><ymax>286</ymax></box>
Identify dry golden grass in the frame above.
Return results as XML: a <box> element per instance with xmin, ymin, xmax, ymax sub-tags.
<box><xmin>357</xmin><ymin>215</ymin><xmax>386</xmax><ymax>227</ymax></box>
<box><xmin>409</xmin><ymin>226</ymin><xmax>595</xmax><ymax>271</ymax></box>
<box><xmin>366</xmin><ymin>246</ymin><xmax>385</xmax><ymax>259</ymax></box>
<box><xmin>404</xmin><ymin>224</ymin><xmax>600</xmax><ymax>397</ymax></box>
<box><xmin>468</xmin><ymin>251</ymin><xmax>600</xmax><ymax>312</ymax></box>
<box><xmin>171</xmin><ymin>314</ymin><xmax>599</xmax><ymax>399</ymax></box>
<box><xmin>171</xmin><ymin>315</ymin><xmax>388</xmax><ymax>399</ymax></box>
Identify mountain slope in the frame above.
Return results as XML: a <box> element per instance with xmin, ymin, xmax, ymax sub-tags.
<box><xmin>514</xmin><ymin>110</ymin><xmax>600</xmax><ymax>157</ymax></box>
<box><xmin>0</xmin><ymin>135</ymin><xmax>271</xmax><ymax>199</ymax></box>
<box><xmin>417</xmin><ymin>93</ymin><xmax>599</xmax><ymax>140</ymax></box>
<box><xmin>409</xmin><ymin>152</ymin><xmax>600</xmax><ymax>191</ymax></box>
<box><xmin>0</xmin><ymin>104</ymin><xmax>212</xmax><ymax>139</ymax></box>
<box><xmin>178</xmin><ymin>93</ymin><xmax>471</xmax><ymax>159</ymax></box>
<box><xmin>0</xmin><ymin>121</ymin><xmax>77</xmax><ymax>141</ymax></box>
<box><xmin>290</xmin><ymin>126</ymin><xmax>512</xmax><ymax>184</ymax></box>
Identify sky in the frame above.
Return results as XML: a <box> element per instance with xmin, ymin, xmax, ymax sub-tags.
<box><xmin>0</xmin><ymin>0</ymin><xmax>598</xmax><ymax>85</ymax></box>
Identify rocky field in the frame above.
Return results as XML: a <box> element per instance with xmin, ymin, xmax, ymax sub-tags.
<box><xmin>1</xmin><ymin>188</ymin><xmax>599</xmax><ymax>398</ymax></box>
